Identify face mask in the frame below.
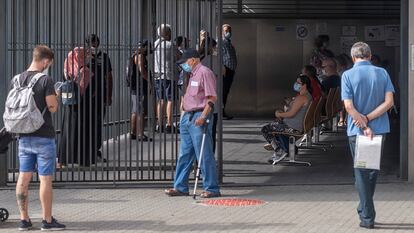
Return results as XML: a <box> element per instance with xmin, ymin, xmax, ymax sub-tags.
<box><xmin>293</xmin><ymin>82</ymin><xmax>302</xmax><ymax>92</ymax></box>
<box><xmin>90</xmin><ymin>47</ymin><xmax>98</xmax><ymax>55</ymax></box>
<box><xmin>224</xmin><ymin>32</ymin><xmax>232</xmax><ymax>40</ymax></box>
<box><xmin>180</xmin><ymin>63</ymin><xmax>192</xmax><ymax>73</ymax></box>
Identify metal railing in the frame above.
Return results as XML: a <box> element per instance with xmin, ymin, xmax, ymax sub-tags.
<box><xmin>2</xmin><ymin>0</ymin><xmax>223</xmax><ymax>184</ymax></box>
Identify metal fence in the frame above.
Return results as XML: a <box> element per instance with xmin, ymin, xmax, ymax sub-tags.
<box><xmin>3</xmin><ymin>0</ymin><xmax>223</xmax><ymax>184</ymax></box>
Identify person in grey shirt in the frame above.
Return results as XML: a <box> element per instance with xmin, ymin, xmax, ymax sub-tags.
<box><xmin>154</xmin><ymin>24</ymin><xmax>179</xmax><ymax>133</ymax></box>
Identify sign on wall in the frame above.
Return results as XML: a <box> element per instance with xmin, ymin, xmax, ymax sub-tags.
<box><xmin>342</xmin><ymin>26</ymin><xmax>357</xmax><ymax>36</ymax></box>
<box><xmin>364</xmin><ymin>25</ymin><xmax>385</xmax><ymax>41</ymax></box>
<box><xmin>296</xmin><ymin>24</ymin><xmax>309</xmax><ymax>40</ymax></box>
<box><xmin>384</xmin><ymin>25</ymin><xmax>400</xmax><ymax>47</ymax></box>
<box><xmin>341</xmin><ymin>36</ymin><xmax>358</xmax><ymax>54</ymax></box>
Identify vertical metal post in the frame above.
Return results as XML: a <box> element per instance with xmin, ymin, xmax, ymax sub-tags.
<box><xmin>0</xmin><ymin>0</ymin><xmax>7</xmax><ymax>186</ymax></box>
<box><xmin>400</xmin><ymin>0</ymin><xmax>409</xmax><ymax>180</ymax></box>
<box><xmin>237</xmin><ymin>0</ymin><xmax>242</xmax><ymax>14</ymax></box>
<box><xmin>217</xmin><ymin>0</ymin><xmax>224</xmax><ymax>184</ymax></box>
<box><xmin>406</xmin><ymin>0</ymin><xmax>414</xmax><ymax>182</ymax></box>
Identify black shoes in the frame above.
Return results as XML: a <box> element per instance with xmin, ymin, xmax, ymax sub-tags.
<box><xmin>131</xmin><ymin>134</ymin><xmax>152</xmax><ymax>141</ymax></box>
<box><xmin>359</xmin><ymin>222</ymin><xmax>374</xmax><ymax>229</ymax></box>
<box><xmin>41</xmin><ymin>217</ymin><xmax>66</xmax><ymax>231</ymax></box>
<box><xmin>223</xmin><ymin>114</ymin><xmax>233</xmax><ymax>120</ymax></box>
<box><xmin>18</xmin><ymin>219</ymin><xmax>33</xmax><ymax>231</ymax></box>
<box><xmin>165</xmin><ymin>125</ymin><xmax>179</xmax><ymax>133</ymax></box>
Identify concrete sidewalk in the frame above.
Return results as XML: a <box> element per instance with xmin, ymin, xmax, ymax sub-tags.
<box><xmin>1</xmin><ymin>183</ymin><xmax>414</xmax><ymax>232</ymax></box>
<box><xmin>0</xmin><ymin>119</ymin><xmax>408</xmax><ymax>232</ymax></box>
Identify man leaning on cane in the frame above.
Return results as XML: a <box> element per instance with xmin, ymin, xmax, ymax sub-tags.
<box><xmin>165</xmin><ymin>48</ymin><xmax>221</xmax><ymax>198</ymax></box>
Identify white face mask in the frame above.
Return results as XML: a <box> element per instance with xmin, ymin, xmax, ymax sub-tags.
<box><xmin>90</xmin><ymin>47</ymin><xmax>98</xmax><ymax>55</ymax></box>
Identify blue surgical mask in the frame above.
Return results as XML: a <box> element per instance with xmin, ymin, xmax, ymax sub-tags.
<box><xmin>224</xmin><ymin>32</ymin><xmax>232</xmax><ymax>40</ymax></box>
<box><xmin>180</xmin><ymin>63</ymin><xmax>192</xmax><ymax>73</ymax></box>
<box><xmin>293</xmin><ymin>82</ymin><xmax>302</xmax><ymax>92</ymax></box>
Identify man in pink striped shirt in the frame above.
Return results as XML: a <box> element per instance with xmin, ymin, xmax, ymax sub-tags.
<box><xmin>165</xmin><ymin>49</ymin><xmax>220</xmax><ymax>198</ymax></box>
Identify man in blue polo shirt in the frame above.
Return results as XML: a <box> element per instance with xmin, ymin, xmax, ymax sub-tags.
<box><xmin>342</xmin><ymin>42</ymin><xmax>395</xmax><ymax>229</ymax></box>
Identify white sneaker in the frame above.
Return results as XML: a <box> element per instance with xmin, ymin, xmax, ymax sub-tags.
<box><xmin>269</xmin><ymin>150</ymin><xmax>288</xmax><ymax>165</ymax></box>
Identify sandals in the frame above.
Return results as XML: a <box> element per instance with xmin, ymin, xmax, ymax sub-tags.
<box><xmin>338</xmin><ymin>121</ymin><xmax>346</xmax><ymax>127</ymax></box>
<box><xmin>263</xmin><ymin>143</ymin><xmax>274</xmax><ymax>151</ymax></box>
<box><xmin>139</xmin><ymin>135</ymin><xmax>153</xmax><ymax>142</ymax></box>
<box><xmin>164</xmin><ymin>189</ymin><xmax>189</xmax><ymax>197</ymax></box>
<box><xmin>200</xmin><ymin>191</ymin><xmax>221</xmax><ymax>198</ymax></box>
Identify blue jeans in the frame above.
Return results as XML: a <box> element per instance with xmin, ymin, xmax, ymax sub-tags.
<box><xmin>18</xmin><ymin>136</ymin><xmax>56</xmax><ymax>176</ymax></box>
<box><xmin>349</xmin><ymin>135</ymin><xmax>383</xmax><ymax>225</ymax></box>
<box><xmin>173</xmin><ymin>112</ymin><xmax>220</xmax><ymax>194</ymax></box>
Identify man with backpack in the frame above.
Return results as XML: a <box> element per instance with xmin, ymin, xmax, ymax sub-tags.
<box><xmin>3</xmin><ymin>45</ymin><xmax>65</xmax><ymax>231</ymax></box>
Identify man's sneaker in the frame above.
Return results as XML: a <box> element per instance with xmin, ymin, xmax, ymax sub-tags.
<box><xmin>41</xmin><ymin>217</ymin><xmax>66</xmax><ymax>231</ymax></box>
<box><xmin>18</xmin><ymin>219</ymin><xmax>33</xmax><ymax>231</ymax></box>
<box><xmin>155</xmin><ymin>125</ymin><xmax>164</xmax><ymax>133</ymax></box>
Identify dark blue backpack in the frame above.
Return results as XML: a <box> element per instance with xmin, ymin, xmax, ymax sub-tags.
<box><xmin>60</xmin><ymin>80</ymin><xmax>78</xmax><ymax>105</ymax></box>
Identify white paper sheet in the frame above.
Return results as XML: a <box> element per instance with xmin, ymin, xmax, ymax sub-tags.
<box><xmin>354</xmin><ymin>135</ymin><xmax>383</xmax><ymax>170</ymax></box>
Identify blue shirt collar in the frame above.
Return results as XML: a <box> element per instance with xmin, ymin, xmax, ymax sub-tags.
<box><xmin>353</xmin><ymin>60</ymin><xmax>371</xmax><ymax>67</ymax></box>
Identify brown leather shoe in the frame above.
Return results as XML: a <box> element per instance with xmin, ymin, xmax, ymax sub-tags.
<box><xmin>164</xmin><ymin>188</ymin><xmax>189</xmax><ymax>197</ymax></box>
<box><xmin>200</xmin><ymin>191</ymin><xmax>221</xmax><ymax>198</ymax></box>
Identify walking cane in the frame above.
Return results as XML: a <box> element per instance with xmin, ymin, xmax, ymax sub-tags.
<box><xmin>193</xmin><ymin>102</ymin><xmax>214</xmax><ymax>199</ymax></box>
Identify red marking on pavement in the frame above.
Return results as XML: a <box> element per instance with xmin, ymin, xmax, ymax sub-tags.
<box><xmin>199</xmin><ymin>199</ymin><xmax>265</xmax><ymax>206</ymax></box>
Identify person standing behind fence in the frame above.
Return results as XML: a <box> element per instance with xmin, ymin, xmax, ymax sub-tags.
<box><xmin>154</xmin><ymin>24</ymin><xmax>179</xmax><ymax>133</ymax></box>
<box><xmin>129</xmin><ymin>40</ymin><xmax>151</xmax><ymax>141</ymax></box>
<box><xmin>342</xmin><ymin>42</ymin><xmax>394</xmax><ymax>229</ymax></box>
<box><xmin>86</xmin><ymin>34</ymin><xmax>113</xmax><ymax>163</ymax></box>
<box><xmin>222</xmin><ymin>24</ymin><xmax>237</xmax><ymax>120</ymax></box>
<box><xmin>165</xmin><ymin>49</ymin><xmax>221</xmax><ymax>198</ymax></box>
<box><xmin>11</xmin><ymin>45</ymin><xmax>66</xmax><ymax>231</ymax></box>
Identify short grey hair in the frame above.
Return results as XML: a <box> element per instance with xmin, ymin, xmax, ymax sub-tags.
<box><xmin>350</xmin><ymin>42</ymin><xmax>371</xmax><ymax>59</ymax></box>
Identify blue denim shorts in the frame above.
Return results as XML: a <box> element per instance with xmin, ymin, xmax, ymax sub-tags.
<box><xmin>18</xmin><ymin>136</ymin><xmax>56</xmax><ymax>176</ymax></box>
<box><xmin>155</xmin><ymin>79</ymin><xmax>175</xmax><ymax>101</ymax></box>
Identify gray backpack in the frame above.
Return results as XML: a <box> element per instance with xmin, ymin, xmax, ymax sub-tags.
<box><xmin>3</xmin><ymin>73</ymin><xmax>47</xmax><ymax>134</ymax></box>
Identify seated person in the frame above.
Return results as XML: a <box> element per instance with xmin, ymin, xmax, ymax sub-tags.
<box><xmin>261</xmin><ymin>75</ymin><xmax>313</xmax><ymax>164</ymax></box>
<box><xmin>321</xmin><ymin>58</ymin><xmax>341</xmax><ymax>93</ymax></box>
<box><xmin>302</xmin><ymin>65</ymin><xmax>323</xmax><ymax>101</ymax></box>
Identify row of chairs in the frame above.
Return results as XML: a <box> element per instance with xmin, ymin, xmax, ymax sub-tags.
<box><xmin>272</xmin><ymin>87</ymin><xmax>342</xmax><ymax>167</ymax></box>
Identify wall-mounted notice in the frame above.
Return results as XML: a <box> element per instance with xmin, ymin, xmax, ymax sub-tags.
<box><xmin>364</xmin><ymin>26</ymin><xmax>385</xmax><ymax>41</ymax></box>
<box><xmin>342</xmin><ymin>26</ymin><xmax>356</xmax><ymax>36</ymax></box>
<box><xmin>296</xmin><ymin>25</ymin><xmax>309</xmax><ymax>40</ymax></box>
<box><xmin>341</xmin><ymin>36</ymin><xmax>358</xmax><ymax>54</ymax></box>
<box><xmin>384</xmin><ymin>25</ymin><xmax>400</xmax><ymax>47</ymax></box>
